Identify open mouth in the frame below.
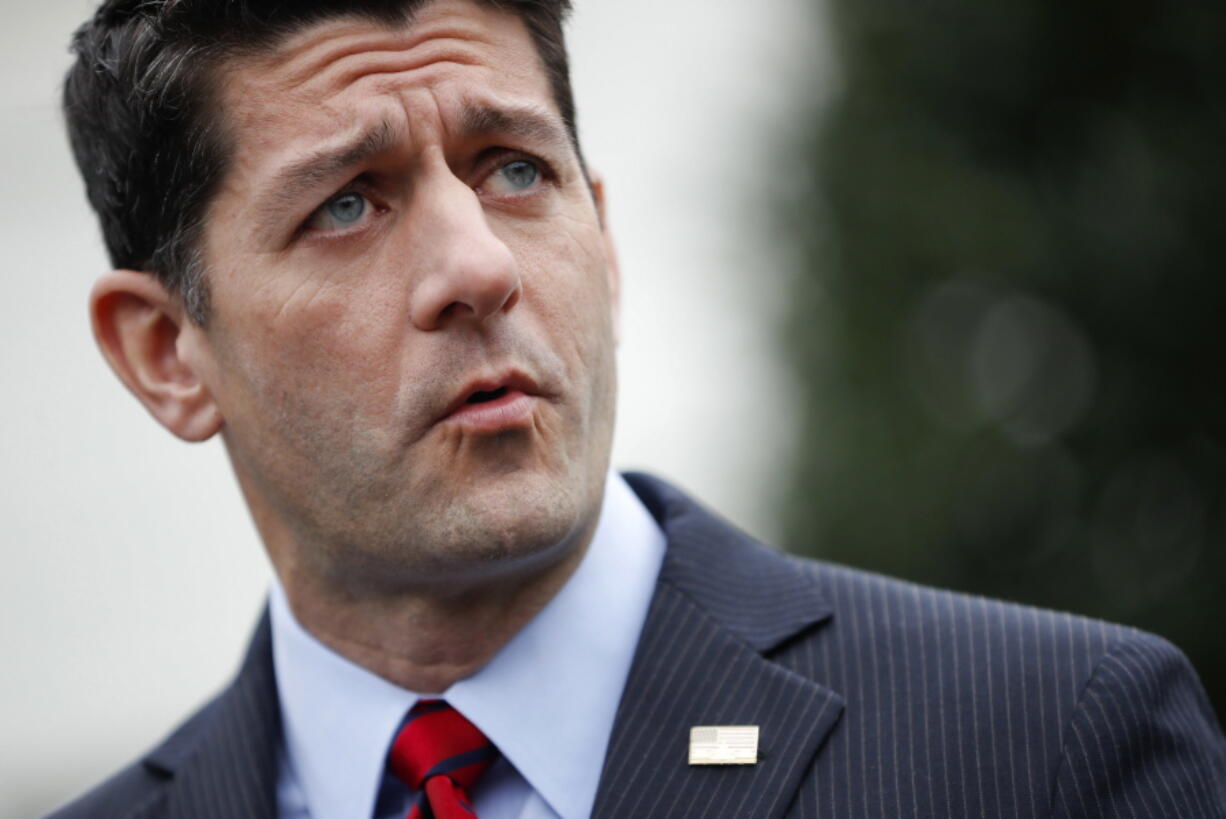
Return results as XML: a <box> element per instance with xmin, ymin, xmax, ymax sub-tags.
<box><xmin>466</xmin><ymin>386</ymin><xmax>510</xmax><ymax>404</ymax></box>
<box><xmin>437</xmin><ymin>371</ymin><xmax>541</xmax><ymax>431</ymax></box>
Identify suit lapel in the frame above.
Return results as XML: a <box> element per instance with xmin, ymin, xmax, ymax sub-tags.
<box><xmin>140</xmin><ymin>611</ymin><xmax>281</xmax><ymax>819</ymax></box>
<box><xmin>592</xmin><ymin>474</ymin><xmax>845</xmax><ymax>819</ymax></box>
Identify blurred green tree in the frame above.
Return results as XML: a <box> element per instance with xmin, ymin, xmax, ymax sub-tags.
<box><xmin>780</xmin><ymin>0</ymin><xmax>1226</xmax><ymax>716</ymax></box>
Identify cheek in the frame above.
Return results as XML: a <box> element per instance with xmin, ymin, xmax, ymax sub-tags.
<box><xmin>210</xmin><ymin>269</ymin><xmax>409</xmax><ymax>427</ymax></box>
<box><xmin>510</xmin><ymin>218</ymin><xmax>616</xmax><ymax>344</ymax></box>
<box><xmin>509</xmin><ymin>220</ymin><xmax>619</xmax><ymax>440</ymax></box>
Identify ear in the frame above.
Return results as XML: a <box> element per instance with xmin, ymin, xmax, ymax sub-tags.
<box><xmin>589</xmin><ymin>173</ymin><xmax>622</xmax><ymax>343</ymax></box>
<box><xmin>90</xmin><ymin>270</ymin><xmax>223</xmax><ymax>442</ymax></box>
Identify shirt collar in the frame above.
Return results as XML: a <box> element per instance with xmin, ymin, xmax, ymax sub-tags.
<box><xmin>271</xmin><ymin>473</ymin><xmax>666</xmax><ymax>819</ymax></box>
<box><xmin>270</xmin><ymin>577</ymin><xmax>414</xmax><ymax>819</ymax></box>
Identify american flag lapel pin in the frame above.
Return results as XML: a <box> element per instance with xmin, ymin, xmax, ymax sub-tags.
<box><xmin>688</xmin><ymin>725</ymin><xmax>759</xmax><ymax>765</ymax></box>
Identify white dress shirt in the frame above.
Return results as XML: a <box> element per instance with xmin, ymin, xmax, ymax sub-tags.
<box><xmin>271</xmin><ymin>473</ymin><xmax>666</xmax><ymax>819</ymax></box>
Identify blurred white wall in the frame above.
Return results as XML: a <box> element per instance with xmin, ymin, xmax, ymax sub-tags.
<box><xmin>0</xmin><ymin>1</ymin><xmax>828</xmax><ymax>815</ymax></box>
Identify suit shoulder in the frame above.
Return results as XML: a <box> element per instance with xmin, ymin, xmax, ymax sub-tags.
<box><xmin>778</xmin><ymin>553</ymin><xmax>1178</xmax><ymax>709</ymax></box>
<box><xmin>797</xmin><ymin>554</ymin><xmax>1146</xmax><ymax>650</ymax></box>
<box><xmin>44</xmin><ymin>761</ymin><xmax>167</xmax><ymax>819</ymax></box>
<box><xmin>774</xmin><ymin>555</ymin><xmax>1226</xmax><ymax>809</ymax></box>
<box><xmin>44</xmin><ymin>694</ymin><xmax>222</xmax><ymax>819</ymax></box>
<box><xmin>1049</xmin><ymin>629</ymin><xmax>1226</xmax><ymax>815</ymax></box>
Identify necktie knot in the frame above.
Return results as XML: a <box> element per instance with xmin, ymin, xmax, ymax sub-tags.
<box><xmin>388</xmin><ymin>700</ymin><xmax>498</xmax><ymax>819</ymax></box>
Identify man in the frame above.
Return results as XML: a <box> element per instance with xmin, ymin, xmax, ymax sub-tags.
<box><xmin>55</xmin><ymin>0</ymin><xmax>1225</xmax><ymax>817</ymax></box>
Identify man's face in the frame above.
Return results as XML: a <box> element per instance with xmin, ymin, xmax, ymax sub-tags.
<box><xmin>184</xmin><ymin>0</ymin><xmax>618</xmax><ymax>589</ymax></box>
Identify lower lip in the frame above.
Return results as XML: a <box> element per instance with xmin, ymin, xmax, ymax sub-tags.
<box><xmin>442</xmin><ymin>390</ymin><xmax>537</xmax><ymax>432</ymax></box>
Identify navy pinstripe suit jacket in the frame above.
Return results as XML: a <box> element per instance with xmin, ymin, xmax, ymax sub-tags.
<box><xmin>52</xmin><ymin>473</ymin><xmax>1226</xmax><ymax>818</ymax></box>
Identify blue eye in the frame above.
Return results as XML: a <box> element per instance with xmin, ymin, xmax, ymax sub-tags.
<box><xmin>499</xmin><ymin>160</ymin><xmax>540</xmax><ymax>190</ymax></box>
<box><xmin>325</xmin><ymin>192</ymin><xmax>366</xmax><ymax>224</ymax></box>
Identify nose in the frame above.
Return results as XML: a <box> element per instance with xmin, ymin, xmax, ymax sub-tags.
<box><xmin>408</xmin><ymin>173</ymin><xmax>521</xmax><ymax>332</ymax></box>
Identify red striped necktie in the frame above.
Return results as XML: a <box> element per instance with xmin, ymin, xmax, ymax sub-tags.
<box><xmin>388</xmin><ymin>699</ymin><xmax>499</xmax><ymax>819</ymax></box>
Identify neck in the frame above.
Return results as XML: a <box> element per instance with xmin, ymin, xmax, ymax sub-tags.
<box><xmin>276</xmin><ymin>540</ymin><xmax>589</xmax><ymax>693</ymax></box>
<box><xmin>227</xmin><ymin>445</ymin><xmax>604</xmax><ymax>694</ymax></box>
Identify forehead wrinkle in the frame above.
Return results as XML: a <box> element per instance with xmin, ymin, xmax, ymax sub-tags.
<box><xmin>294</xmin><ymin>40</ymin><xmax>494</xmax><ymax>107</ymax></box>
<box><xmin>265</xmin><ymin>15</ymin><xmax>498</xmax><ymax>96</ymax></box>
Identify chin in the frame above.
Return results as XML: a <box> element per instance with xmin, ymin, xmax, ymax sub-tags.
<box><xmin>324</xmin><ymin>462</ymin><xmax>607</xmax><ymax>590</ymax></box>
<box><xmin>431</xmin><ymin>467</ymin><xmax>598</xmax><ymax>564</ymax></box>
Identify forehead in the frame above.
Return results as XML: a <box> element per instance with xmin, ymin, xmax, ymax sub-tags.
<box><xmin>215</xmin><ymin>0</ymin><xmax>556</xmax><ymax>176</ymax></box>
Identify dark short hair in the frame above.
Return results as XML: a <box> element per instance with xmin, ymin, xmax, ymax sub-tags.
<box><xmin>64</xmin><ymin>0</ymin><xmax>577</xmax><ymax>324</ymax></box>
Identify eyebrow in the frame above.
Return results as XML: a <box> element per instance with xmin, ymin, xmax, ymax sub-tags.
<box><xmin>253</xmin><ymin>117</ymin><xmax>403</xmax><ymax>237</ymax></box>
<box><xmin>457</xmin><ymin>101</ymin><xmax>571</xmax><ymax>155</ymax></box>
<box><xmin>251</xmin><ymin>102</ymin><xmax>571</xmax><ymax>238</ymax></box>
<box><xmin>287</xmin><ymin>117</ymin><xmax>403</xmax><ymax>191</ymax></box>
